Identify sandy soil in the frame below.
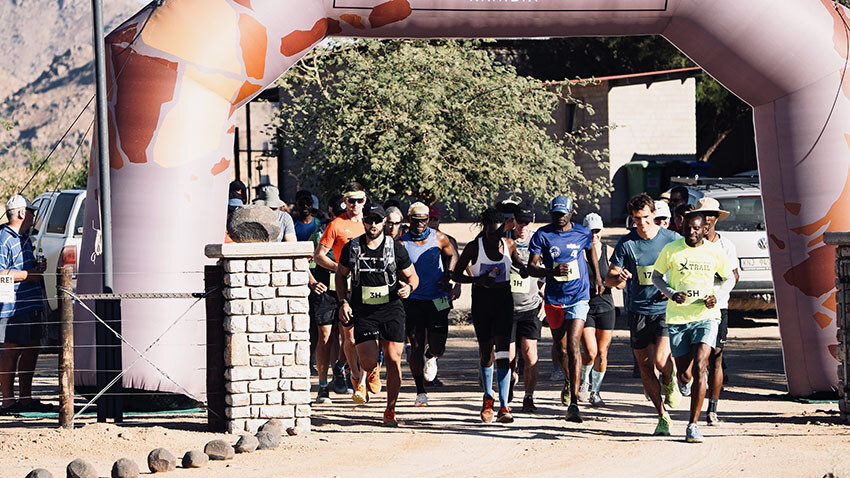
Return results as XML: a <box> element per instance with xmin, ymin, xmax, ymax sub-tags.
<box><xmin>1</xmin><ymin>225</ymin><xmax>848</xmax><ymax>477</ymax></box>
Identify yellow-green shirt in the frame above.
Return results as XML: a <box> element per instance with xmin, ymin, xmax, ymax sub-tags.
<box><xmin>653</xmin><ymin>238</ymin><xmax>732</xmax><ymax>325</ymax></box>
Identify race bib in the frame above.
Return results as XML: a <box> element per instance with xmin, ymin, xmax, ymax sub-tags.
<box><xmin>637</xmin><ymin>266</ymin><xmax>655</xmax><ymax>286</ymax></box>
<box><xmin>553</xmin><ymin>261</ymin><xmax>580</xmax><ymax>282</ymax></box>
<box><xmin>510</xmin><ymin>273</ymin><xmax>531</xmax><ymax>293</ymax></box>
<box><xmin>433</xmin><ymin>297</ymin><xmax>450</xmax><ymax>311</ymax></box>
<box><xmin>679</xmin><ymin>284</ymin><xmax>712</xmax><ymax>305</ymax></box>
<box><xmin>329</xmin><ymin>273</ymin><xmax>350</xmax><ymax>292</ymax></box>
<box><xmin>362</xmin><ymin>285</ymin><xmax>390</xmax><ymax>305</ymax></box>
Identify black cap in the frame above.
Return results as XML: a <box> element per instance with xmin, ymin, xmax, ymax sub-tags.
<box><xmin>364</xmin><ymin>202</ymin><xmax>387</xmax><ymax>219</ymax></box>
<box><xmin>515</xmin><ymin>207</ymin><xmax>535</xmax><ymax>223</ymax></box>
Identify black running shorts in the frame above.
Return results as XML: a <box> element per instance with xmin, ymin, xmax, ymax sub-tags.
<box><xmin>309</xmin><ymin>292</ymin><xmax>338</xmax><ymax>327</ymax></box>
<box><xmin>353</xmin><ymin>300</ymin><xmax>406</xmax><ymax>345</ymax></box>
<box><xmin>404</xmin><ymin>298</ymin><xmax>450</xmax><ymax>339</ymax></box>
<box><xmin>629</xmin><ymin>312</ymin><xmax>668</xmax><ymax>350</ymax></box>
<box><xmin>511</xmin><ymin>307</ymin><xmax>542</xmax><ymax>341</ymax></box>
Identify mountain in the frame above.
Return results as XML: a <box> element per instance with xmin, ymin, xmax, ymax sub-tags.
<box><xmin>0</xmin><ymin>0</ymin><xmax>143</xmax><ymax>163</ymax></box>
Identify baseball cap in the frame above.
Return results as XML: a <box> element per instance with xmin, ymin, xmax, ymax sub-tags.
<box><xmin>408</xmin><ymin>202</ymin><xmax>430</xmax><ymax>219</ymax></box>
<box><xmin>496</xmin><ymin>199</ymin><xmax>520</xmax><ymax>218</ymax></box>
<box><xmin>515</xmin><ymin>206</ymin><xmax>535</xmax><ymax>223</ymax></box>
<box><xmin>549</xmin><ymin>195</ymin><xmax>573</xmax><ymax>214</ymax></box>
<box><xmin>583</xmin><ymin>213</ymin><xmax>603</xmax><ymax>231</ymax></box>
<box><xmin>364</xmin><ymin>202</ymin><xmax>387</xmax><ymax>219</ymax></box>
<box><xmin>5</xmin><ymin>195</ymin><xmax>34</xmax><ymax>212</ymax></box>
<box><xmin>654</xmin><ymin>200</ymin><xmax>671</xmax><ymax>219</ymax></box>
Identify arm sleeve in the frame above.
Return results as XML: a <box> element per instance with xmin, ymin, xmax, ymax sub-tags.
<box><xmin>394</xmin><ymin>241</ymin><xmax>412</xmax><ymax>270</ymax></box>
<box><xmin>528</xmin><ymin>230</ymin><xmax>543</xmax><ymax>256</ymax></box>
<box><xmin>651</xmin><ymin>270</ymin><xmax>677</xmax><ymax>300</ymax></box>
<box><xmin>715</xmin><ymin>271</ymin><xmax>735</xmax><ymax>299</ymax></box>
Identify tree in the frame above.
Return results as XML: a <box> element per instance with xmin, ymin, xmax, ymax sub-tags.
<box><xmin>271</xmin><ymin>39</ymin><xmax>609</xmax><ymax>213</ymax></box>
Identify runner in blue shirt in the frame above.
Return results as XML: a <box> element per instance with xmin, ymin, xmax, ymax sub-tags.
<box><xmin>527</xmin><ymin>195</ymin><xmax>603</xmax><ymax>423</ymax></box>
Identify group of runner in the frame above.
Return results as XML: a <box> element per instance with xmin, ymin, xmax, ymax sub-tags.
<box><xmin>296</xmin><ymin>181</ymin><xmax>737</xmax><ymax>443</ymax></box>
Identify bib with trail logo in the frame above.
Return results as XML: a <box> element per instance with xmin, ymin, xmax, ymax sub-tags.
<box><xmin>510</xmin><ymin>273</ymin><xmax>531</xmax><ymax>293</ymax></box>
<box><xmin>362</xmin><ymin>285</ymin><xmax>390</xmax><ymax>305</ymax></box>
<box><xmin>553</xmin><ymin>260</ymin><xmax>580</xmax><ymax>282</ymax></box>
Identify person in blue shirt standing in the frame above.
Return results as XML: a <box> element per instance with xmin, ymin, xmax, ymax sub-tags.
<box><xmin>527</xmin><ymin>195</ymin><xmax>603</xmax><ymax>423</ymax></box>
<box><xmin>0</xmin><ymin>195</ymin><xmax>49</xmax><ymax>413</ymax></box>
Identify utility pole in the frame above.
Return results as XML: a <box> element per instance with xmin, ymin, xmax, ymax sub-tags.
<box><xmin>92</xmin><ymin>0</ymin><xmax>113</xmax><ymax>292</ymax></box>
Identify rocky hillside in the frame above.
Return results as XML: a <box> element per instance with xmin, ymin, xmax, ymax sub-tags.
<box><xmin>0</xmin><ymin>0</ymin><xmax>142</xmax><ymax>164</ymax></box>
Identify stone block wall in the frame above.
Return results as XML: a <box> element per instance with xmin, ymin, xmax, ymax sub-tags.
<box><xmin>205</xmin><ymin>242</ymin><xmax>314</xmax><ymax>433</ymax></box>
<box><xmin>824</xmin><ymin>233</ymin><xmax>850</xmax><ymax>424</ymax></box>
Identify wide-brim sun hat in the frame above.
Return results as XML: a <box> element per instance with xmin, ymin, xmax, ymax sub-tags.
<box><xmin>691</xmin><ymin>197</ymin><xmax>730</xmax><ymax>221</ymax></box>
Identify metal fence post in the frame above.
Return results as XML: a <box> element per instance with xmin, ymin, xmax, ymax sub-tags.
<box><xmin>58</xmin><ymin>266</ymin><xmax>74</xmax><ymax>428</ymax></box>
<box><xmin>205</xmin><ymin>264</ymin><xmax>226</xmax><ymax>432</ymax></box>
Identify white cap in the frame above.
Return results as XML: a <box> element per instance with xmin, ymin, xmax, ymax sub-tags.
<box><xmin>583</xmin><ymin>212</ymin><xmax>604</xmax><ymax>231</ymax></box>
<box><xmin>654</xmin><ymin>200</ymin><xmax>671</xmax><ymax>219</ymax></box>
<box><xmin>5</xmin><ymin>195</ymin><xmax>34</xmax><ymax>213</ymax></box>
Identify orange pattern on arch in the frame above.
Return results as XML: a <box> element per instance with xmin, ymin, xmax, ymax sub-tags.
<box><xmin>106</xmin><ymin>23</ymin><xmax>137</xmax><ymax>45</ymax></box>
<box><xmin>280</xmin><ymin>18</ymin><xmax>341</xmax><ymax>57</ymax></box>
<box><xmin>785</xmin><ymin>202</ymin><xmax>802</xmax><ymax>215</ymax></box>
<box><xmin>340</xmin><ymin>14</ymin><xmax>366</xmax><ymax>29</ymax></box>
<box><xmin>211</xmin><ymin>157</ymin><xmax>230</xmax><ymax>176</ymax></box>
<box><xmin>230</xmin><ymin>80</ymin><xmax>262</xmax><ymax>116</ymax></box>
<box><xmin>369</xmin><ymin>0</ymin><xmax>412</xmax><ymax>28</ymax></box>
<box><xmin>239</xmin><ymin>14</ymin><xmax>267</xmax><ymax>80</ymax></box>
<box><xmin>233</xmin><ymin>0</ymin><xmax>252</xmax><ymax>9</ymax></box>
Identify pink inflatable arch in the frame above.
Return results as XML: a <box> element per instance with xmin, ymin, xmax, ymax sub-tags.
<box><xmin>77</xmin><ymin>0</ymin><xmax>849</xmax><ymax>398</ymax></box>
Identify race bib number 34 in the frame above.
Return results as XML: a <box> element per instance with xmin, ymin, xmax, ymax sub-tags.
<box><xmin>553</xmin><ymin>261</ymin><xmax>580</xmax><ymax>282</ymax></box>
<box><xmin>362</xmin><ymin>285</ymin><xmax>390</xmax><ymax>305</ymax></box>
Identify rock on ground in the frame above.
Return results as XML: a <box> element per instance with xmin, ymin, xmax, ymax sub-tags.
<box><xmin>182</xmin><ymin>450</ymin><xmax>209</xmax><ymax>469</ymax></box>
<box><xmin>111</xmin><ymin>458</ymin><xmax>139</xmax><ymax>478</ymax></box>
<box><xmin>204</xmin><ymin>439</ymin><xmax>235</xmax><ymax>460</ymax></box>
<box><xmin>255</xmin><ymin>431</ymin><xmax>280</xmax><ymax>450</ymax></box>
<box><xmin>259</xmin><ymin>418</ymin><xmax>283</xmax><ymax>437</ymax></box>
<box><xmin>147</xmin><ymin>448</ymin><xmax>177</xmax><ymax>473</ymax></box>
<box><xmin>66</xmin><ymin>458</ymin><xmax>97</xmax><ymax>478</ymax></box>
<box><xmin>25</xmin><ymin>469</ymin><xmax>53</xmax><ymax>478</ymax></box>
<box><xmin>227</xmin><ymin>205</ymin><xmax>281</xmax><ymax>243</ymax></box>
<box><xmin>234</xmin><ymin>434</ymin><xmax>259</xmax><ymax>453</ymax></box>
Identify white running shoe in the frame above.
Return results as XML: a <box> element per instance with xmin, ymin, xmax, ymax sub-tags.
<box><xmin>423</xmin><ymin>356</ymin><xmax>439</xmax><ymax>382</ymax></box>
<box><xmin>578</xmin><ymin>381</ymin><xmax>591</xmax><ymax>402</ymax></box>
<box><xmin>415</xmin><ymin>392</ymin><xmax>429</xmax><ymax>407</ymax></box>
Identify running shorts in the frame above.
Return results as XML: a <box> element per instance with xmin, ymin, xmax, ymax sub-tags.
<box><xmin>352</xmin><ymin>300</ymin><xmax>406</xmax><ymax>345</ymax></box>
<box><xmin>404</xmin><ymin>298</ymin><xmax>450</xmax><ymax>339</ymax></box>
<box><xmin>309</xmin><ymin>292</ymin><xmax>338</xmax><ymax>327</ymax></box>
<box><xmin>471</xmin><ymin>286</ymin><xmax>513</xmax><ymax>345</ymax></box>
<box><xmin>511</xmin><ymin>307</ymin><xmax>542</xmax><ymax>341</ymax></box>
<box><xmin>629</xmin><ymin>313</ymin><xmax>668</xmax><ymax>350</ymax></box>
<box><xmin>669</xmin><ymin>318</ymin><xmax>719</xmax><ymax>358</ymax></box>
<box><xmin>543</xmin><ymin>300</ymin><xmax>590</xmax><ymax>331</ymax></box>
<box><xmin>715</xmin><ymin>309</ymin><xmax>729</xmax><ymax>349</ymax></box>
<box><xmin>585</xmin><ymin>307</ymin><xmax>615</xmax><ymax>330</ymax></box>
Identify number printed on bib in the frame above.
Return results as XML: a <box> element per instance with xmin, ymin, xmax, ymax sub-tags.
<box><xmin>637</xmin><ymin>266</ymin><xmax>654</xmax><ymax>286</ymax></box>
<box><xmin>553</xmin><ymin>261</ymin><xmax>580</xmax><ymax>282</ymax></box>
<box><xmin>680</xmin><ymin>284</ymin><xmax>711</xmax><ymax>305</ymax></box>
<box><xmin>433</xmin><ymin>297</ymin><xmax>450</xmax><ymax>311</ymax></box>
<box><xmin>362</xmin><ymin>285</ymin><xmax>390</xmax><ymax>305</ymax></box>
<box><xmin>510</xmin><ymin>273</ymin><xmax>531</xmax><ymax>293</ymax></box>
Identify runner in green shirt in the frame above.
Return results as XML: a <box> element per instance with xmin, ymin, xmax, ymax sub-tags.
<box><xmin>651</xmin><ymin>211</ymin><xmax>734</xmax><ymax>443</ymax></box>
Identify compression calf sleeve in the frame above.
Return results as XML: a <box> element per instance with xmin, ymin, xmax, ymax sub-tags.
<box><xmin>591</xmin><ymin>369</ymin><xmax>605</xmax><ymax>393</ymax></box>
<box><xmin>581</xmin><ymin>364</ymin><xmax>592</xmax><ymax>383</ymax></box>
<box><xmin>496</xmin><ymin>367</ymin><xmax>511</xmax><ymax>409</ymax></box>
<box><xmin>480</xmin><ymin>364</ymin><xmax>494</xmax><ymax>399</ymax></box>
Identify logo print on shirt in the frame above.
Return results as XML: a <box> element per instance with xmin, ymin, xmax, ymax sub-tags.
<box><xmin>549</xmin><ymin>246</ymin><xmax>561</xmax><ymax>259</ymax></box>
<box><xmin>679</xmin><ymin>259</ymin><xmax>689</xmax><ymax>272</ymax></box>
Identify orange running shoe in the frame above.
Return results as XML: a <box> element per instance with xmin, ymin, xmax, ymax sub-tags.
<box><xmin>383</xmin><ymin>408</ymin><xmax>399</xmax><ymax>427</ymax></box>
<box><xmin>367</xmin><ymin>365</ymin><xmax>382</xmax><ymax>394</ymax></box>
<box><xmin>352</xmin><ymin>384</ymin><xmax>369</xmax><ymax>404</ymax></box>
<box><xmin>480</xmin><ymin>396</ymin><xmax>495</xmax><ymax>423</ymax></box>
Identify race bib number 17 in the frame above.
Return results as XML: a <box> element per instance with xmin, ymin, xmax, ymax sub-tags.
<box><xmin>637</xmin><ymin>266</ymin><xmax>654</xmax><ymax>286</ymax></box>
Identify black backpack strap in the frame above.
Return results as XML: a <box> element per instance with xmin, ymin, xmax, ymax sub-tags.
<box><xmin>384</xmin><ymin>236</ymin><xmax>397</xmax><ymax>287</ymax></box>
<box><xmin>350</xmin><ymin>237</ymin><xmax>361</xmax><ymax>286</ymax></box>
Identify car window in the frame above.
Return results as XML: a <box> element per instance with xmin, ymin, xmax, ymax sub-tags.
<box><xmin>45</xmin><ymin>193</ymin><xmax>77</xmax><ymax>235</ymax></box>
<box><xmin>32</xmin><ymin>197</ymin><xmax>51</xmax><ymax>235</ymax></box>
<box><xmin>73</xmin><ymin>198</ymin><xmax>86</xmax><ymax>237</ymax></box>
<box><xmin>715</xmin><ymin>196</ymin><xmax>765</xmax><ymax>232</ymax></box>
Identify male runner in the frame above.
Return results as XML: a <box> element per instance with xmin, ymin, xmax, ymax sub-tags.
<box><xmin>398</xmin><ymin>202</ymin><xmax>459</xmax><ymax>407</ymax></box>
<box><xmin>692</xmin><ymin>198</ymin><xmax>739</xmax><ymax>426</ymax></box>
<box><xmin>606</xmin><ymin>194</ymin><xmax>681</xmax><ymax>435</ymax></box>
<box><xmin>527</xmin><ymin>195</ymin><xmax>603</xmax><ymax>423</ymax></box>
<box><xmin>652</xmin><ymin>210</ymin><xmax>735</xmax><ymax>443</ymax></box>
<box><xmin>337</xmin><ymin>203</ymin><xmax>419</xmax><ymax>426</ymax></box>
<box><xmin>509</xmin><ymin>206</ymin><xmax>543</xmax><ymax>412</ymax></box>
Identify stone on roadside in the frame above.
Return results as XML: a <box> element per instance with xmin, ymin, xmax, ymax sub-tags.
<box><xmin>25</xmin><ymin>469</ymin><xmax>53</xmax><ymax>478</ymax></box>
<box><xmin>182</xmin><ymin>450</ymin><xmax>208</xmax><ymax>469</ymax></box>
<box><xmin>147</xmin><ymin>448</ymin><xmax>177</xmax><ymax>473</ymax></box>
<box><xmin>66</xmin><ymin>459</ymin><xmax>97</xmax><ymax>478</ymax></box>
<box><xmin>235</xmin><ymin>434</ymin><xmax>259</xmax><ymax>453</ymax></box>
<box><xmin>204</xmin><ymin>439</ymin><xmax>235</xmax><ymax>460</ymax></box>
<box><xmin>111</xmin><ymin>458</ymin><xmax>139</xmax><ymax>478</ymax></box>
<box><xmin>258</xmin><ymin>418</ymin><xmax>283</xmax><ymax>437</ymax></box>
<box><xmin>286</xmin><ymin>427</ymin><xmax>298</xmax><ymax>436</ymax></box>
<box><xmin>255</xmin><ymin>430</ymin><xmax>280</xmax><ymax>450</ymax></box>
<box><xmin>227</xmin><ymin>205</ymin><xmax>281</xmax><ymax>243</ymax></box>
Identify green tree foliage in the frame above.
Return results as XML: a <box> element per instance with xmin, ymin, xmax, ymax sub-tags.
<box><xmin>271</xmin><ymin>39</ymin><xmax>609</xmax><ymax>212</ymax></box>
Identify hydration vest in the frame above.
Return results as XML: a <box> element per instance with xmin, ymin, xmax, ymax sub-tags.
<box><xmin>349</xmin><ymin>236</ymin><xmax>397</xmax><ymax>288</ymax></box>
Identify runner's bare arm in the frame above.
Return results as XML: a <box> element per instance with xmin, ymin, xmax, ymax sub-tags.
<box><xmin>587</xmin><ymin>246</ymin><xmax>604</xmax><ymax>295</ymax></box>
<box><xmin>651</xmin><ymin>270</ymin><xmax>685</xmax><ymax>304</ymax></box>
<box><xmin>397</xmin><ymin>264</ymin><xmax>419</xmax><ymax>299</ymax></box>
<box><xmin>506</xmin><ymin>239</ymin><xmax>529</xmax><ymax>278</ymax></box>
<box><xmin>437</xmin><ymin>232</ymin><xmax>461</xmax><ymax>298</ymax></box>
<box><xmin>307</xmin><ymin>269</ymin><xmax>326</xmax><ymax>294</ymax></box>
<box><xmin>451</xmin><ymin>240</ymin><xmax>488</xmax><ymax>285</ymax></box>
<box><xmin>313</xmin><ymin>244</ymin><xmax>337</xmax><ymax>272</ymax></box>
<box><xmin>526</xmin><ymin>252</ymin><xmax>552</xmax><ymax>278</ymax></box>
<box><xmin>335</xmin><ymin>262</ymin><xmax>353</xmax><ymax>324</ymax></box>
<box><xmin>605</xmin><ymin>264</ymin><xmax>631</xmax><ymax>289</ymax></box>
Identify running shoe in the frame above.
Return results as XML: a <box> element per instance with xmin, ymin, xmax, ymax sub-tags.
<box><xmin>315</xmin><ymin>385</ymin><xmax>332</xmax><ymax>404</ymax></box>
<box><xmin>521</xmin><ymin>395</ymin><xmax>537</xmax><ymax>413</ymax></box>
<box><xmin>332</xmin><ymin>363</ymin><xmax>347</xmax><ymax>395</ymax></box>
<box><xmin>664</xmin><ymin>376</ymin><xmax>682</xmax><ymax>409</ymax></box>
<box><xmin>352</xmin><ymin>384</ymin><xmax>369</xmax><ymax>404</ymax></box>
<box><xmin>497</xmin><ymin>407</ymin><xmax>514</xmax><ymax>424</ymax></box>
<box><xmin>383</xmin><ymin>408</ymin><xmax>399</xmax><ymax>427</ymax></box>
<box><xmin>550</xmin><ymin>367</ymin><xmax>566</xmax><ymax>382</ymax></box>
<box><xmin>578</xmin><ymin>380</ymin><xmax>591</xmax><ymax>402</ymax></box>
<box><xmin>345</xmin><ymin>367</ymin><xmax>355</xmax><ymax>394</ymax></box>
<box><xmin>425</xmin><ymin>376</ymin><xmax>444</xmax><ymax>387</ymax></box>
<box><xmin>565</xmin><ymin>403</ymin><xmax>583</xmax><ymax>423</ymax></box>
<box><xmin>367</xmin><ymin>365</ymin><xmax>382</xmax><ymax>394</ymax></box>
<box><xmin>686</xmin><ymin>423</ymin><xmax>704</xmax><ymax>443</ymax></box>
<box><xmin>679</xmin><ymin>378</ymin><xmax>693</xmax><ymax>398</ymax></box>
<box><xmin>706</xmin><ymin>411</ymin><xmax>720</xmax><ymax>426</ymax></box>
<box><xmin>560</xmin><ymin>379</ymin><xmax>571</xmax><ymax>406</ymax></box>
<box><xmin>415</xmin><ymin>392</ymin><xmax>429</xmax><ymax>407</ymax></box>
<box><xmin>653</xmin><ymin>412</ymin><xmax>672</xmax><ymax>436</ymax></box>
<box><xmin>480</xmin><ymin>396</ymin><xmax>495</xmax><ymax>423</ymax></box>
<box><xmin>589</xmin><ymin>391</ymin><xmax>605</xmax><ymax>407</ymax></box>
<box><xmin>423</xmin><ymin>356</ymin><xmax>439</xmax><ymax>382</ymax></box>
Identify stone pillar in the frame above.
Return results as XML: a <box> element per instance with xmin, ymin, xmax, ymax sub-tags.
<box><xmin>205</xmin><ymin>242</ymin><xmax>314</xmax><ymax>433</ymax></box>
<box><xmin>824</xmin><ymin>233</ymin><xmax>850</xmax><ymax>424</ymax></box>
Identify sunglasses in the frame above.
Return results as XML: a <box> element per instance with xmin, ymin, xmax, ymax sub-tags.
<box><xmin>346</xmin><ymin>197</ymin><xmax>366</xmax><ymax>204</ymax></box>
<box><xmin>387</xmin><ymin>221</ymin><xmax>402</xmax><ymax>227</ymax></box>
<box><xmin>364</xmin><ymin>216</ymin><xmax>384</xmax><ymax>224</ymax></box>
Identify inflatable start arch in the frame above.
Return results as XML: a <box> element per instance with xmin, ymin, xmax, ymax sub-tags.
<box><xmin>77</xmin><ymin>0</ymin><xmax>850</xmax><ymax>398</ymax></box>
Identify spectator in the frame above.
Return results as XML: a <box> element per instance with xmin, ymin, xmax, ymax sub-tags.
<box><xmin>293</xmin><ymin>190</ymin><xmax>322</xmax><ymax>242</ymax></box>
<box><xmin>0</xmin><ymin>195</ymin><xmax>51</xmax><ymax>413</ymax></box>
<box><xmin>255</xmin><ymin>185</ymin><xmax>296</xmax><ymax>242</ymax></box>
<box><xmin>229</xmin><ymin>180</ymin><xmax>247</xmax><ymax>203</ymax></box>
